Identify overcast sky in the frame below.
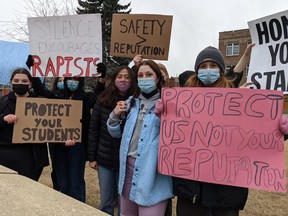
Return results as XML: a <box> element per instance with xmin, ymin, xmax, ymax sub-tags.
<box><xmin>1</xmin><ymin>0</ymin><xmax>288</xmax><ymax>77</ymax></box>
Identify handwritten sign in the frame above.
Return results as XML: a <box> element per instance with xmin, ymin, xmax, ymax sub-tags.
<box><xmin>12</xmin><ymin>98</ymin><xmax>82</xmax><ymax>143</ymax></box>
<box><xmin>0</xmin><ymin>40</ymin><xmax>30</xmax><ymax>84</ymax></box>
<box><xmin>110</xmin><ymin>14</ymin><xmax>173</xmax><ymax>60</ymax></box>
<box><xmin>28</xmin><ymin>14</ymin><xmax>102</xmax><ymax>77</ymax></box>
<box><xmin>248</xmin><ymin>10</ymin><xmax>288</xmax><ymax>93</ymax></box>
<box><xmin>158</xmin><ymin>87</ymin><xmax>286</xmax><ymax>192</ymax></box>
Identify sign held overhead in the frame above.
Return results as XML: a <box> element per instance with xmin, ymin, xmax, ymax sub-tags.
<box><xmin>28</xmin><ymin>14</ymin><xmax>102</xmax><ymax>77</ymax></box>
<box><xmin>110</xmin><ymin>14</ymin><xmax>173</xmax><ymax>60</ymax></box>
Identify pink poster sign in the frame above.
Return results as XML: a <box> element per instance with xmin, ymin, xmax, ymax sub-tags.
<box><xmin>158</xmin><ymin>87</ymin><xmax>286</xmax><ymax>192</ymax></box>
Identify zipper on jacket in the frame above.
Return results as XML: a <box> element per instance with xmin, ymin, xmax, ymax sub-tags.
<box><xmin>192</xmin><ymin>194</ymin><xmax>197</xmax><ymax>203</ymax></box>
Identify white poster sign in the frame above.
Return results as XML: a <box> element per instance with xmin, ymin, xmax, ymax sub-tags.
<box><xmin>248</xmin><ymin>10</ymin><xmax>288</xmax><ymax>93</ymax></box>
<box><xmin>28</xmin><ymin>14</ymin><xmax>102</xmax><ymax>77</ymax></box>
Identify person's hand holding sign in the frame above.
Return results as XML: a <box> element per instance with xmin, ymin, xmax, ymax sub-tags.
<box><xmin>279</xmin><ymin>115</ymin><xmax>288</xmax><ymax>135</ymax></box>
<box><xmin>65</xmin><ymin>140</ymin><xmax>76</xmax><ymax>146</ymax></box>
<box><xmin>4</xmin><ymin>114</ymin><xmax>18</xmax><ymax>124</ymax></box>
<box><xmin>133</xmin><ymin>54</ymin><xmax>143</xmax><ymax>67</ymax></box>
<box><xmin>154</xmin><ymin>99</ymin><xmax>163</xmax><ymax>118</ymax></box>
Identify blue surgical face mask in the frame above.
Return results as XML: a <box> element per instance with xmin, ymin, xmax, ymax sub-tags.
<box><xmin>57</xmin><ymin>81</ymin><xmax>64</xmax><ymax>90</ymax></box>
<box><xmin>197</xmin><ymin>68</ymin><xmax>220</xmax><ymax>86</ymax></box>
<box><xmin>138</xmin><ymin>78</ymin><xmax>156</xmax><ymax>94</ymax></box>
<box><xmin>66</xmin><ymin>80</ymin><xmax>79</xmax><ymax>92</ymax></box>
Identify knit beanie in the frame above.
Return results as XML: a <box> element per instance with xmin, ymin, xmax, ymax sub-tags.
<box><xmin>194</xmin><ymin>46</ymin><xmax>225</xmax><ymax>72</ymax></box>
<box><xmin>179</xmin><ymin>70</ymin><xmax>195</xmax><ymax>87</ymax></box>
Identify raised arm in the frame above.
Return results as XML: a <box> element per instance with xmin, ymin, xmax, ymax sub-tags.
<box><xmin>233</xmin><ymin>43</ymin><xmax>255</xmax><ymax>73</ymax></box>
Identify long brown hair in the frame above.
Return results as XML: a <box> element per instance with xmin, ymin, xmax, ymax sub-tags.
<box><xmin>97</xmin><ymin>66</ymin><xmax>137</xmax><ymax>108</ymax></box>
<box><xmin>158</xmin><ymin>63</ymin><xmax>169</xmax><ymax>87</ymax></box>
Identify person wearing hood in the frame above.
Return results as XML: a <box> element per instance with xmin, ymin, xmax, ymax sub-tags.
<box><xmin>107</xmin><ymin>60</ymin><xmax>173</xmax><ymax>216</ymax></box>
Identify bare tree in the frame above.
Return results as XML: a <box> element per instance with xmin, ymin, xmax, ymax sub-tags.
<box><xmin>0</xmin><ymin>0</ymin><xmax>76</xmax><ymax>42</ymax></box>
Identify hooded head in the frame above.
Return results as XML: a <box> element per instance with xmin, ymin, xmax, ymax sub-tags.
<box><xmin>194</xmin><ymin>46</ymin><xmax>225</xmax><ymax>73</ymax></box>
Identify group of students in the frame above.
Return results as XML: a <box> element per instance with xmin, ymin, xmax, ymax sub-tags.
<box><xmin>1</xmin><ymin>44</ymin><xmax>288</xmax><ymax>216</ymax></box>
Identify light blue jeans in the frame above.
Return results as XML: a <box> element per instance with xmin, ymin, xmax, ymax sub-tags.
<box><xmin>98</xmin><ymin>165</ymin><xmax>120</xmax><ymax>216</ymax></box>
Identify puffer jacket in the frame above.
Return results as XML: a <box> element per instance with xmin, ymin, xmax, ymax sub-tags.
<box><xmin>87</xmin><ymin>100</ymin><xmax>122</xmax><ymax>169</ymax></box>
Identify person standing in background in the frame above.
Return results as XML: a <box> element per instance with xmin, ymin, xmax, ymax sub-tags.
<box><xmin>48</xmin><ymin>77</ymin><xmax>65</xmax><ymax>190</ymax></box>
<box><xmin>31</xmin><ymin>57</ymin><xmax>107</xmax><ymax>202</ymax></box>
<box><xmin>88</xmin><ymin>66</ymin><xmax>137</xmax><ymax>215</ymax></box>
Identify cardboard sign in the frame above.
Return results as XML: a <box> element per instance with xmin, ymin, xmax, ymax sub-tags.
<box><xmin>110</xmin><ymin>14</ymin><xmax>173</xmax><ymax>60</ymax></box>
<box><xmin>248</xmin><ymin>10</ymin><xmax>288</xmax><ymax>93</ymax></box>
<box><xmin>0</xmin><ymin>40</ymin><xmax>30</xmax><ymax>84</ymax></box>
<box><xmin>12</xmin><ymin>98</ymin><xmax>82</xmax><ymax>143</ymax></box>
<box><xmin>158</xmin><ymin>87</ymin><xmax>286</xmax><ymax>192</ymax></box>
<box><xmin>28</xmin><ymin>14</ymin><xmax>102</xmax><ymax>77</ymax></box>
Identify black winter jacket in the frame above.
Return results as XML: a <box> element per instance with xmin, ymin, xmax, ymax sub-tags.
<box><xmin>0</xmin><ymin>92</ymin><xmax>49</xmax><ymax>170</ymax></box>
<box><xmin>173</xmin><ymin>177</ymin><xmax>248</xmax><ymax>210</ymax></box>
<box><xmin>87</xmin><ymin>101</ymin><xmax>122</xmax><ymax>169</ymax></box>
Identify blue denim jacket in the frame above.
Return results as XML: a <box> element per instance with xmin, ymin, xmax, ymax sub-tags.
<box><xmin>107</xmin><ymin>98</ymin><xmax>173</xmax><ymax>206</ymax></box>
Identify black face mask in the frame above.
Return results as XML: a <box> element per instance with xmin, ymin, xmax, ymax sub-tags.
<box><xmin>12</xmin><ymin>84</ymin><xmax>30</xmax><ymax>95</ymax></box>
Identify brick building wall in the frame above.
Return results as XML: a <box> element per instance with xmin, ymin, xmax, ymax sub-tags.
<box><xmin>218</xmin><ymin>29</ymin><xmax>251</xmax><ymax>86</ymax></box>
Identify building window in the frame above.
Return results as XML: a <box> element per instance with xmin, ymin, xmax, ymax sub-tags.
<box><xmin>226</xmin><ymin>42</ymin><xmax>239</xmax><ymax>56</ymax></box>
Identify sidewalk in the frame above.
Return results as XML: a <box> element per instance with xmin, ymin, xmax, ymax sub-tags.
<box><xmin>0</xmin><ymin>165</ymin><xmax>108</xmax><ymax>216</ymax></box>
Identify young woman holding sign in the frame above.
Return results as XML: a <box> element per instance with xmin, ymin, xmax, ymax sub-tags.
<box><xmin>107</xmin><ymin>60</ymin><xmax>173</xmax><ymax>216</ymax></box>
<box><xmin>173</xmin><ymin>45</ymin><xmax>288</xmax><ymax>216</ymax></box>
<box><xmin>173</xmin><ymin>46</ymin><xmax>246</xmax><ymax>216</ymax></box>
<box><xmin>0</xmin><ymin>68</ymin><xmax>49</xmax><ymax>181</ymax></box>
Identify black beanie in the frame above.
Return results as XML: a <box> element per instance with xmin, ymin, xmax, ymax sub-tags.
<box><xmin>179</xmin><ymin>70</ymin><xmax>195</xmax><ymax>87</ymax></box>
<box><xmin>194</xmin><ymin>46</ymin><xmax>225</xmax><ymax>73</ymax></box>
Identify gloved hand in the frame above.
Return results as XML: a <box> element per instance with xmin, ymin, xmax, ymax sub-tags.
<box><xmin>279</xmin><ymin>115</ymin><xmax>288</xmax><ymax>135</ymax></box>
<box><xmin>154</xmin><ymin>99</ymin><xmax>163</xmax><ymax>118</ymax></box>
<box><xmin>26</xmin><ymin>55</ymin><xmax>34</xmax><ymax>69</ymax></box>
<box><xmin>97</xmin><ymin>63</ymin><xmax>107</xmax><ymax>78</ymax></box>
